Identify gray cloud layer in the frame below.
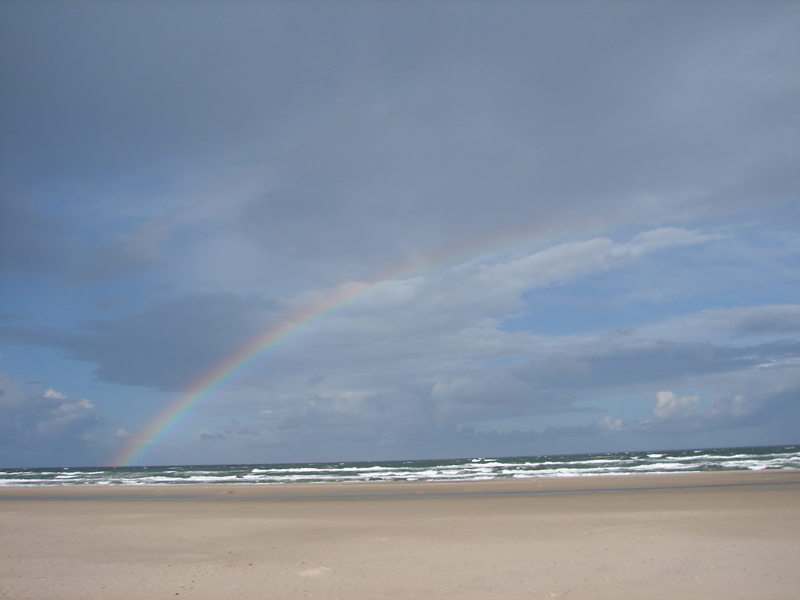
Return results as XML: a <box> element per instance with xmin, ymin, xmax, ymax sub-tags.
<box><xmin>3</xmin><ymin>2</ymin><xmax>797</xmax><ymax>284</ymax></box>
<box><xmin>1</xmin><ymin>2</ymin><xmax>798</xmax><ymax>465</ymax></box>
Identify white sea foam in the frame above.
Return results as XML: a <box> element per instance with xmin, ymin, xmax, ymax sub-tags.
<box><xmin>2</xmin><ymin>445</ymin><xmax>797</xmax><ymax>486</ymax></box>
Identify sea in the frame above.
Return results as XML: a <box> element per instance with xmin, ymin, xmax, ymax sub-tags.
<box><xmin>2</xmin><ymin>445</ymin><xmax>798</xmax><ymax>487</ymax></box>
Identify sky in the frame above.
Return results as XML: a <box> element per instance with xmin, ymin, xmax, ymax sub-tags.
<box><xmin>1</xmin><ymin>0</ymin><xmax>798</xmax><ymax>468</ymax></box>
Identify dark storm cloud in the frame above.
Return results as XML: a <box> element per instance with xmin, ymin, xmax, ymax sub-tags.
<box><xmin>68</xmin><ymin>294</ymin><xmax>282</xmax><ymax>390</ymax></box>
<box><xmin>2</xmin><ymin>1</ymin><xmax>797</xmax><ymax>281</ymax></box>
<box><xmin>0</xmin><ymin>197</ymin><xmax>172</xmax><ymax>282</ymax></box>
<box><xmin>2</xmin><ymin>294</ymin><xmax>280</xmax><ymax>391</ymax></box>
<box><xmin>1</xmin><ymin>2</ymin><xmax>351</xmax><ymax>184</ymax></box>
<box><xmin>232</xmin><ymin>0</ymin><xmax>799</xmax><ymax>268</ymax></box>
<box><xmin>0</xmin><ymin>200</ymin><xmax>83</xmax><ymax>274</ymax></box>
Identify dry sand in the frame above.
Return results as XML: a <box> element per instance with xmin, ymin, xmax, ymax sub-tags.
<box><xmin>2</xmin><ymin>470</ymin><xmax>799</xmax><ymax>599</ymax></box>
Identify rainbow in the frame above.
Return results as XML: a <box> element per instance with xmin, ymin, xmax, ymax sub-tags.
<box><xmin>112</xmin><ymin>229</ymin><xmax>544</xmax><ymax>467</ymax></box>
<box><xmin>111</xmin><ymin>255</ymin><xmax>444</xmax><ymax>466</ymax></box>
<box><xmin>113</xmin><ymin>279</ymin><xmax>396</xmax><ymax>466</ymax></box>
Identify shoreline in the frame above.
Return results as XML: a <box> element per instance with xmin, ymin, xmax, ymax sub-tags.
<box><xmin>2</xmin><ymin>468</ymin><xmax>798</xmax><ymax>499</ymax></box>
<box><xmin>3</xmin><ymin>469</ymin><xmax>799</xmax><ymax>599</ymax></box>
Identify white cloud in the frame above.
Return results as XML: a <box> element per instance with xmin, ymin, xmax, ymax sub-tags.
<box><xmin>653</xmin><ymin>391</ymin><xmax>700</xmax><ymax>419</ymax></box>
<box><xmin>600</xmin><ymin>416</ymin><xmax>624</xmax><ymax>431</ymax></box>
<box><xmin>35</xmin><ymin>397</ymin><xmax>97</xmax><ymax>436</ymax></box>
<box><xmin>470</xmin><ymin>227</ymin><xmax>716</xmax><ymax>299</ymax></box>
<box><xmin>0</xmin><ymin>374</ymin><xmax>114</xmax><ymax>466</ymax></box>
<box><xmin>626</xmin><ymin>228</ymin><xmax>722</xmax><ymax>255</ymax></box>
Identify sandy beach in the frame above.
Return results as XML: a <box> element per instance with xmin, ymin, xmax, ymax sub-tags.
<box><xmin>2</xmin><ymin>470</ymin><xmax>799</xmax><ymax>599</ymax></box>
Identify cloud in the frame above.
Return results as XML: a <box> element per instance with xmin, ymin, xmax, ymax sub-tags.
<box><xmin>479</xmin><ymin>228</ymin><xmax>717</xmax><ymax>297</ymax></box>
<box><xmin>654</xmin><ymin>391</ymin><xmax>700</xmax><ymax>419</ymax></box>
<box><xmin>2</xmin><ymin>233</ymin><xmax>798</xmax><ymax>457</ymax></box>
<box><xmin>169</xmin><ymin>306</ymin><xmax>799</xmax><ymax>460</ymax></box>
<box><xmin>0</xmin><ymin>198</ymin><xmax>173</xmax><ymax>284</ymax></box>
<box><xmin>197</xmin><ymin>430</ymin><xmax>225</xmax><ymax>441</ymax></box>
<box><xmin>0</xmin><ymin>375</ymin><xmax>111</xmax><ymax>466</ymax></box>
<box><xmin>0</xmin><ymin>379</ymin><xmax>96</xmax><ymax>437</ymax></box>
<box><xmin>1</xmin><ymin>295</ymin><xmax>286</xmax><ymax>392</ymax></box>
<box><xmin>431</xmin><ymin>369</ymin><xmax>541</xmax><ymax>422</ymax></box>
<box><xmin>599</xmin><ymin>416</ymin><xmax>624</xmax><ymax>432</ymax></box>
<box><xmin>707</xmin><ymin>394</ymin><xmax>752</xmax><ymax>420</ymax></box>
<box><xmin>521</xmin><ymin>340</ymin><xmax>800</xmax><ymax>394</ymax></box>
<box><xmin>68</xmin><ymin>216</ymin><xmax>174</xmax><ymax>284</ymax></box>
<box><xmin>1</xmin><ymin>2</ymin><xmax>798</xmax><ymax>465</ymax></box>
<box><xmin>3</xmin><ymin>3</ymin><xmax>797</xmax><ymax>287</ymax></box>
<box><xmin>614</xmin><ymin>365</ymin><xmax>800</xmax><ymax>440</ymax></box>
<box><xmin>0</xmin><ymin>200</ymin><xmax>84</xmax><ymax>275</ymax></box>
<box><xmin>63</xmin><ymin>294</ymin><xmax>280</xmax><ymax>391</ymax></box>
<box><xmin>635</xmin><ymin>305</ymin><xmax>800</xmax><ymax>344</ymax></box>
<box><xmin>1</xmin><ymin>228</ymin><xmax>718</xmax><ymax>393</ymax></box>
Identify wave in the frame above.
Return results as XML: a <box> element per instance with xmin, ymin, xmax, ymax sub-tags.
<box><xmin>2</xmin><ymin>445</ymin><xmax>797</xmax><ymax>486</ymax></box>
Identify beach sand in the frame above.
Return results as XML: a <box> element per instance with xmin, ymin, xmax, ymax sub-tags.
<box><xmin>2</xmin><ymin>470</ymin><xmax>799</xmax><ymax>599</ymax></box>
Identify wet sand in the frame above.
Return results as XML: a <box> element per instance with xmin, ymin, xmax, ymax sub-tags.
<box><xmin>2</xmin><ymin>470</ymin><xmax>799</xmax><ymax>599</ymax></box>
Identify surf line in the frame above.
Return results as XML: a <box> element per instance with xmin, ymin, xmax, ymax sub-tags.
<box><xmin>112</xmin><ymin>266</ymin><xmax>426</xmax><ymax>467</ymax></box>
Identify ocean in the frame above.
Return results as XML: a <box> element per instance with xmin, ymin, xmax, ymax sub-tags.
<box><xmin>2</xmin><ymin>444</ymin><xmax>798</xmax><ymax>487</ymax></box>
